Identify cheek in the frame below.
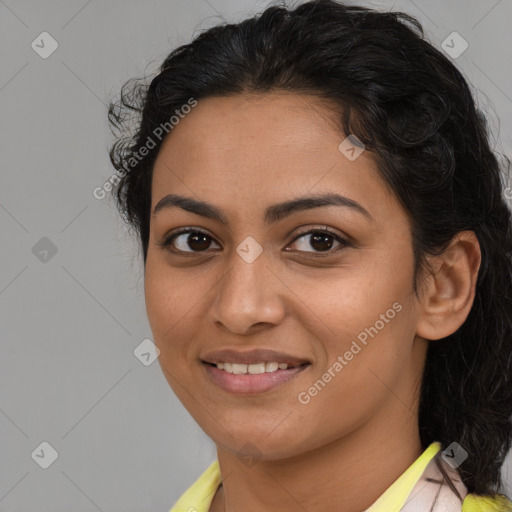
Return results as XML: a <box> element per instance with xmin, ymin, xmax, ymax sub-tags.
<box><xmin>144</xmin><ymin>258</ymin><xmax>191</xmax><ymax>351</ymax></box>
<box><xmin>145</xmin><ymin>253</ymin><xmax>191</xmax><ymax>325</ymax></box>
<box><xmin>296</xmin><ymin>249</ymin><xmax>416</xmax><ymax>391</ymax></box>
<box><xmin>144</xmin><ymin>264</ymin><xmax>171</xmax><ymax>338</ymax></box>
<box><xmin>144</xmin><ymin>262</ymin><xmax>202</xmax><ymax>401</ymax></box>
<box><xmin>144</xmin><ymin>256</ymin><xmax>219</xmax><ymax>371</ymax></box>
<box><xmin>288</xmin><ymin>305</ymin><xmax>417</xmax><ymax>453</ymax></box>
<box><xmin>298</xmin><ymin>259</ymin><xmax>412</xmax><ymax>347</ymax></box>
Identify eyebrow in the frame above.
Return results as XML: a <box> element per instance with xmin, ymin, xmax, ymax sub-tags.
<box><xmin>151</xmin><ymin>192</ymin><xmax>374</xmax><ymax>226</ymax></box>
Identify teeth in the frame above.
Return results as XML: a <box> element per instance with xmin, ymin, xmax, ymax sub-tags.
<box><xmin>232</xmin><ymin>363</ymin><xmax>248</xmax><ymax>374</ymax></box>
<box><xmin>266</xmin><ymin>362</ymin><xmax>279</xmax><ymax>372</ymax></box>
<box><xmin>248</xmin><ymin>363</ymin><xmax>266</xmax><ymax>374</ymax></box>
<box><xmin>214</xmin><ymin>361</ymin><xmax>289</xmax><ymax>373</ymax></box>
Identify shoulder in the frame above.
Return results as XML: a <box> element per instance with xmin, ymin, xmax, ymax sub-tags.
<box><xmin>462</xmin><ymin>493</ymin><xmax>512</xmax><ymax>512</ymax></box>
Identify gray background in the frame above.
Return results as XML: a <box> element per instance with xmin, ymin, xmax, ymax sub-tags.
<box><xmin>1</xmin><ymin>0</ymin><xmax>511</xmax><ymax>510</ymax></box>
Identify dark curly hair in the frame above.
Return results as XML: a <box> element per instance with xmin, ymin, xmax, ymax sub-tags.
<box><xmin>107</xmin><ymin>0</ymin><xmax>512</xmax><ymax>502</ymax></box>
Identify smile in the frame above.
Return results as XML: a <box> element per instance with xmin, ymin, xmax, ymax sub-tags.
<box><xmin>211</xmin><ymin>361</ymin><xmax>298</xmax><ymax>373</ymax></box>
<box><xmin>202</xmin><ymin>361</ymin><xmax>311</xmax><ymax>394</ymax></box>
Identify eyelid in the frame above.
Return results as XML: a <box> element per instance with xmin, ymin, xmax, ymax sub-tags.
<box><xmin>289</xmin><ymin>225</ymin><xmax>351</xmax><ymax>244</ymax></box>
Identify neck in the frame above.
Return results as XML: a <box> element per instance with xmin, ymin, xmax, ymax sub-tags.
<box><xmin>211</xmin><ymin>398</ymin><xmax>425</xmax><ymax>512</ymax></box>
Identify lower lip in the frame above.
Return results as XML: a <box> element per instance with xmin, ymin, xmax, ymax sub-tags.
<box><xmin>202</xmin><ymin>362</ymin><xmax>311</xmax><ymax>394</ymax></box>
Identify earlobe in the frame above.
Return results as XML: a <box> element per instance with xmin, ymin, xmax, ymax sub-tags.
<box><xmin>415</xmin><ymin>231</ymin><xmax>482</xmax><ymax>341</ymax></box>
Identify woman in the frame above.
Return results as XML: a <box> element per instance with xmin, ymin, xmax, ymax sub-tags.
<box><xmin>107</xmin><ymin>1</ymin><xmax>512</xmax><ymax>510</ymax></box>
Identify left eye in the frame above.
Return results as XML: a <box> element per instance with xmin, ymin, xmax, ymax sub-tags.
<box><xmin>288</xmin><ymin>230</ymin><xmax>350</xmax><ymax>253</ymax></box>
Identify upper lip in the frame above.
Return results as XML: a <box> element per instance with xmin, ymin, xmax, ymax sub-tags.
<box><xmin>201</xmin><ymin>348</ymin><xmax>311</xmax><ymax>366</ymax></box>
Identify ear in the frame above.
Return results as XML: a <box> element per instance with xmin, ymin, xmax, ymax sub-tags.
<box><xmin>415</xmin><ymin>231</ymin><xmax>482</xmax><ymax>341</ymax></box>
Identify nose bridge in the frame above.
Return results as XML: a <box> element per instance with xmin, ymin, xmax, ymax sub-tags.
<box><xmin>210</xmin><ymin>238</ymin><xmax>284</xmax><ymax>332</ymax></box>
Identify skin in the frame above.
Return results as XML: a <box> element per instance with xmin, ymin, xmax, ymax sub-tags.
<box><xmin>144</xmin><ymin>92</ymin><xmax>481</xmax><ymax>512</ymax></box>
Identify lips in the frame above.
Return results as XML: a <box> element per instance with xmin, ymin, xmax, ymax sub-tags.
<box><xmin>203</xmin><ymin>360</ymin><xmax>311</xmax><ymax>394</ymax></box>
<box><xmin>201</xmin><ymin>348</ymin><xmax>311</xmax><ymax>367</ymax></box>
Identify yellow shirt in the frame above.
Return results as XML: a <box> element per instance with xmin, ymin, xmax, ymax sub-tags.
<box><xmin>169</xmin><ymin>441</ymin><xmax>512</xmax><ymax>512</ymax></box>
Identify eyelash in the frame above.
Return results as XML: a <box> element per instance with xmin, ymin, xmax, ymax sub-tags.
<box><xmin>156</xmin><ymin>225</ymin><xmax>352</xmax><ymax>257</ymax></box>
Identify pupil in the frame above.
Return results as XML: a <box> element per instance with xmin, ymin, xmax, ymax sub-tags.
<box><xmin>189</xmin><ymin>232</ymin><xmax>210</xmax><ymax>251</ymax></box>
<box><xmin>311</xmin><ymin>233</ymin><xmax>333</xmax><ymax>252</ymax></box>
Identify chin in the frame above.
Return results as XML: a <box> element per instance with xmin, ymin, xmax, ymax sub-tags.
<box><xmin>212</xmin><ymin>426</ymin><xmax>309</xmax><ymax>462</ymax></box>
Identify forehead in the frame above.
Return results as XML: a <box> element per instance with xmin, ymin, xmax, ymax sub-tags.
<box><xmin>158</xmin><ymin>92</ymin><xmax>341</xmax><ymax>158</ymax></box>
<box><xmin>150</xmin><ymin>92</ymin><xmax>398</xmax><ymax>223</ymax></box>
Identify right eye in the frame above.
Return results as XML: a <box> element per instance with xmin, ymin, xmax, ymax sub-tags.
<box><xmin>157</xmin><ymin>228</ymin><xmax>221</xmax><ymax>254</ymax></box>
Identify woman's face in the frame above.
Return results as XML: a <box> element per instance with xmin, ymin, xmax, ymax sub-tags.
<box><xmin>145</xmin><ymin>92</ymin><xmax>428</xmax><ymax>460</ymax></box>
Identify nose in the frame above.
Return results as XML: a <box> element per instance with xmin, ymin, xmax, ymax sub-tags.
<box><xmin>208</xmin><ymin>245</ymin><xmax>286</xmax><ymax>335</ymax></box>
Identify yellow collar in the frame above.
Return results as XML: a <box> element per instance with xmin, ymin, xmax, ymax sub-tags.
<box><xmin>169</xmin><ymin>442</ymin><xmax>442</xmax><ymax>512</ymax></box>
<box><xmin>365</xmin><ymin>441</ymin><xmax>441</xmax><ymax>511</ymax></box>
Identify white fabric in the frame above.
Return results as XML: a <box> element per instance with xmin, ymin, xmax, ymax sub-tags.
<box><xmin>400</xmin><ymin>454</ymin><xmax>468</xmax><ymax>511</ymax></box>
